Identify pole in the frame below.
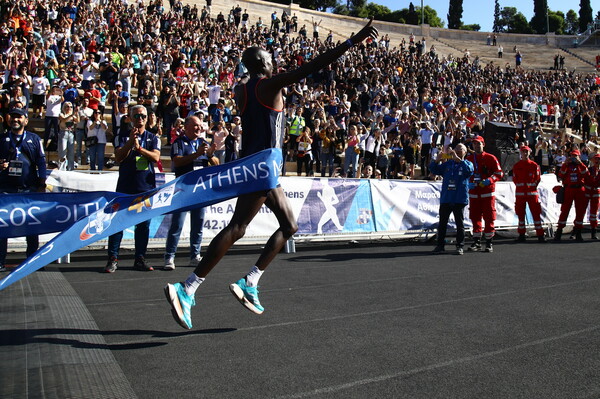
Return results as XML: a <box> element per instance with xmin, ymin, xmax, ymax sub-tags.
<box><xmin>421</xmin><ymin>0</ymin><xmax>424</xmax><ymax>25</ymax></box>
<box><xmin>546</xmin><ymin>6</ymin><xmax>550</xmax><ymax>33</ymax></box>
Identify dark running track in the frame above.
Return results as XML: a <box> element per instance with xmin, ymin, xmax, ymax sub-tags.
<box><xmin>1</xmin><ymin>237</ymin><xmax>600</xmax><ymax>399</ymax></box>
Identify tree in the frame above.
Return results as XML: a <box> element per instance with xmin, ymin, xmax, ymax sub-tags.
<box><xmin>460</xmin><ymin>24</ymin><xmax>481</xmax><ymax>31</ymax></box>
<box><xmin>498</xmin><ymin>7</ymin><xmax>532</xmax><ymax>34</ymax></box>
<box><xmin>361</xmin><ymin>3</ymin><xmax>392</xmax><ymax>20</ymax></box>
<box><xmin>530</xmin><ymin>0</ymin><xmax>549</xmax><ymax>33</ymax></box>
<box><xmin>407</xmin><ymin>2</ymin><xmax>418</xmax><ymax>25</ymax></box>
<box><xmin>297</xmin><ymin>0</ymin><xmax>337</xmax><ymax>12</ymax></box>
<box><xmin>548</xmin><ymin>10</ymin><xmax>566</xmax><ymax>34</ymax></box>
<box><xmin>421</xmin><ymin>5</ymin><xmax>444</xmax><ymax>27</ymax></box>
<box><xmin>579</xmin><ymin>0</ymin><xmax>593</xmax><ymax>33</ymax></box>
<box><xmin>447</xmin><ymin>0</ymin><xmax>463</xmax><ymax>29</ymax></box>
<box><xmin>565</xmin><ymin>9</ymin><xmax>579</xmax><ymax>35</ymax></box>
<box><xmin>493</xmin><ymin>0</ymin><xmax>501</xmax><ymax>33</ymax></box>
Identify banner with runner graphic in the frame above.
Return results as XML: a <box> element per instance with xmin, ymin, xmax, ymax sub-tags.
<box><xmin>0</xmin><ymin>149</ymin><xmax>282</xmax><ymax>290</ymax></box>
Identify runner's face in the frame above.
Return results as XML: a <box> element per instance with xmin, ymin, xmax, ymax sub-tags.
<box><xmin>260</xmin><ymin>50</ymin><xmax>273</xmax><ymax>77</ymax></box>
<box><xmin>473</xmin><ymin>141</ymin><xmax>484</xmax><ymax>153</ymax></box>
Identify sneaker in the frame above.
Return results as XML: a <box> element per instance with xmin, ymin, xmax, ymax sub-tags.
<box><xmin>468</xmin><ymin>242</ymin><xmax>482</xmax><ymax>252</ymax></box>
<box><xmin>164</xmin><ymin>257</ymin><xmax>175</xmax><ymax>271</ymax></box>
<box><xmin>134</xmin><ymin>256</ymin><xmax>154</xmax><ymax>271</ymax></box>
<box><xmin>456</xmin><ymin>247</ymin><xmax>464</xmax><ymax>255</ymax></box>
<box><xmin>164</xmin><ymin>282</ymin><xmax>195</xmax><ymax>329</ymax></box>
<box><xmin>538</xmin><ymin>235</ymin><xmax>547</xmax><ymax>243</ymax></box>
<box><xmin>484</xmin><ymin>243</ymin><xmax>494</xmax><ymax>253</ymax></box>
<box><xmin>188</xmin><ymin>254</ymin><xmax>202</xmax><ymax>267</ymax></box>
<box><xmin>104</xmin><ymin>257</ymin><xmax>118</xmax><ymax>273</ymax></box>
<box><xmin>229</xmin><ymin>278</ymin><xmax>264</xmax><ymax>314</ymax></box>
<box><xmin>432</xmin><ymin>245</ymin><xmax>445</xmax><ymax>254</ymax></box>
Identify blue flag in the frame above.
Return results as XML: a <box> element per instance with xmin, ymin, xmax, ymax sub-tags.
<box><xmin>0</xmin><ymin>149</ymin><xmax>282</xmax><ymax>290</ymax></box>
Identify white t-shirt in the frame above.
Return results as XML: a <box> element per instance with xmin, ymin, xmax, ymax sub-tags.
<box><xmin>86</xmin><ymin>119</ymin><xmax>108</xmax><ymax>144</ymax></box>
<box><xmin>207</xmin><ymin>84</ymin><xmax>221</xmax><ymax>105</ymax></box>
<box><xmin>32</xmin><ymin>76</ymin><xmax>50</xmax><ymax>95</ymax></box>
<box><xmin>46</xmin><ymin>95</ymin><xmax>62</xmax><ymax>117</ymax></box>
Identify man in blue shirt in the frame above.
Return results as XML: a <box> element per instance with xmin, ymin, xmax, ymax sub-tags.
<box><xmin>163</xmin><ymin>115</ymin><xmax>216</xmax><ymax>270</ymax></box>
<box><xmin>104</xmin><ymin>105</ymin><xmax>161</xmax><ymax>273</ymax></box>
<box><xmin>429</xmin><ymin>143</ymin><xmax>474</xmax><ymax>255</ymax></box>
<box><xmin>0</xmin><ymin>108</ymin><xmax>47</xmax><ymax>272</ymax></box>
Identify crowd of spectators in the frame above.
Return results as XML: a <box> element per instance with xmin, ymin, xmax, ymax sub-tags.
<box><xmin>0</xmin><ymin>0</ymin><xmax>598</xmax><ymax>179</ymax></box>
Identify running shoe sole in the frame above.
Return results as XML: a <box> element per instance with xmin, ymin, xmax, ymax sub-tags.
<box><xmin>164</xmin><ymin>284</ymin><xmax>191</xmax><ymax>330</ymax></box>
<box><xmin>229</xmin><ymin>283</ymin><xmax>264</xmax><ymax>315</ymax></box>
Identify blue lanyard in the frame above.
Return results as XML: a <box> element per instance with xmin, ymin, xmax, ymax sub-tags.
<box><xmin>8</xmin><ymin>131</ymin><xmax>26</xmax><ymax>159</ymax></box>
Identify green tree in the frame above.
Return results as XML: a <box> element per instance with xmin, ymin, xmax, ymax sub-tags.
<box><xmin>565</xmin><ymin>9</ymin><xmax>579</xmax><ymax>34</ymax></box>
<box><xmin>498</xmin><ymin>7</ymin><xmax>532</xmax><ymax>33</ymax></box>
<box><xmin>459</xmin><ymin>24</ymin><xmax>481</xmax><ymax>31</ymax></box>
<box><xmin>361</xmin><ymin>3</ymin><xmax>392</xmax><ymax>20</ymax></box>
<box><xmin>348</xmin><ymin>0</ymin><xmax>367</xmax><ymax>17</ymax></box>
<box><xmin>548</xmin><ymin>10</ymin><xmax>566</xmax><ymax>34</ymax></box>
<box><xmin>493</xmin><ymin>0</ymin><xmax>501</xmax><ymax>33</ymax></box>
<box><xmin>530</xmin><ymin>0</ymin><xmax>549</xmax><ymax>33</ymax></box>
<box><xmin>297</xmin><ymin>0</ymin><xmax>338</xmax><ymax>11</ymax></box>
<box><xmin>447</xmin><ymin>0</ymin><xmax>463</xmax><ymax>29</ymax></box>
<box><xmin>579</xmin><ymin>0</ymin><xmax>593</xmax><ymax>33</ymax></box>
<box><xmin>407</xmin><ymin>2</ymin><xmax>418</xmax><ymax>25</ymax></box>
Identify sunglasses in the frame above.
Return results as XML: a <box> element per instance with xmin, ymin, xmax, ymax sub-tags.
<box><xmin>133</xmin><ymin>114</ymin><xmax>147</xmax><ymax>120</ymax></box>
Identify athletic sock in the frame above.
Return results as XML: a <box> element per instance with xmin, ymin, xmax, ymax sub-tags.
<box><xmin>184</xmin><ymin>273</ymin><xmax>204</xmax><ymax>296</ymax></box>
<box><xmin>245</xmin><ymin>266</ymin><xmax>263</xmax><ymax>287</ymax></box>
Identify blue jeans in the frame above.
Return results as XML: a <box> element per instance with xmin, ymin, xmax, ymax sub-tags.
<box><xmin>89</xmin><ymin>143</ymin><xmax>106</xmax><ymax>170</ymax></box>
<box><xmin>75</xmin><ymin>128</ymin><xmax>88</xmax><ymax>164</ymax></box>
<box><xmin>321</xmin><ymin>150</ymin><xmax>335</xmax><ymax>176</ymax></box>
<box><xmin>343</xmin><ymin>147</ymin><xmax>359</xmax><ymax>177</ymax></box>
<box><xmin>59</xmin><ymin>130</ymin><xmax>75</xmax><ymax>170</ymax></box>
<box><xmin>164</xmin><ymin>207</ymin><xmax>205</xmax><ymax>260</ymax></box>
<box><xmin>108</xmin><ymin>220</ymin><xmax>150</xmax><ymax>259</ymax></box>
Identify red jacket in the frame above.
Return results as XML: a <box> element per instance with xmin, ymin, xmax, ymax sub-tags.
<box><xmin>585</xmin><ymin>166</ymin><xmax>600</xmax><ymax>193</ymax></box>
<box><xmin>558</xmin><ymin>161</ymin><xmax>589</xmax><ymax>189</ymax></box>
<box><xmin>512</xmin><ymin>159</ymin><xmax>540</xmax><ymax>194</ymax></box>
<box><xmin>467</xmin><ymin>151</ymin><xmax>503</xmax><ymax>195</ymax></box>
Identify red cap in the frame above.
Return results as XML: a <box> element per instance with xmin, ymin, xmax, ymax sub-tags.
<box><xmin>570</xmin><ymin>150</ymin><xmax>581</xmax><ymax>156</ymax></box>
<box><xmin>520</xmin><ymin>145</ymin><xmax>531</xmax><ymax>152</ymax></box>
<box><xmin>593</xmin><ymin>154</ymin><xmax>600</xmax><ymax>160</ymax></box>
<box><xmin>472</xmin><ymin>136</ymin><xmax>485</xmax><ymax>144</ymax></box>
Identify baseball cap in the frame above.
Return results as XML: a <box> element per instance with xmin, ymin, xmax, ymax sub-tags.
<box><xmin>9</xmin><ymin>108</ymin><xmax>28</xmax><ymax>117</ymax></box>
<box><xmin>115</xmin><ymin>81</ymin><xmax>123</xmax><ymax>86</ymax></box>
<box><xmin>570</xmin><ymin>150</ymin><xmax>581</xmax><ymax>156</ymax></box>
<box><xmin>472</xmin><ymin>136</ymin><xmax>485</xmax><ymax>144</ymax></box>
<box><xmin>519</xmin><ymin>145</ymin><xmax>531</xmax><ymax>152</ymax></box>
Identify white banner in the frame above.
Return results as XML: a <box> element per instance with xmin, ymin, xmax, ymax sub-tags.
<box><xmin>39</xmin><ymin>171</ymin><xmax>587</xmax><ymax>245</ymax></box>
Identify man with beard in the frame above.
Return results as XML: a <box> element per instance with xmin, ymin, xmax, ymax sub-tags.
<box><xmin>0</xmin><ymin>108</ymin><xmax>47</xmax><ymax>271</ymax></box>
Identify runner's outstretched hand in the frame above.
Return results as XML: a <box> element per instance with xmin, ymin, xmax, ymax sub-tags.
<box><xmin>351</xmin><ymin>17</ymin><xmax>378</xmax><ymax>44</ymax></box>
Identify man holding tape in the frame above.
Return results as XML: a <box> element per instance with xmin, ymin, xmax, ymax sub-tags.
<box><xmin>0</xmin><ymin>108</ymin><xmax>46</xmax><ymax>272</ymax></box>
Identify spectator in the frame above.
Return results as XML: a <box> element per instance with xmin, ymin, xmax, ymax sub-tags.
<box><xmin>86</xmin><ymin>110</ymin><xmax>109</xmax><ymax>171</ymax></box>
<box><xmin>58</xmin><ymin>101</ymin><xmax>79</xmax><ymax>170</ymax></box>
<box><xmin>0</xmin><ymin>108</ymin><xmax>46</xmax><ymax>272</ymax></box>
<box><xmin>104</xmin><ymin>105</ymin><xmax>161</xmax><ymax>273</ymax></box>
<box><xmin>164</xmin><ymin>115</ymin><xmax>217</xmax><ymax>270</ymax></box>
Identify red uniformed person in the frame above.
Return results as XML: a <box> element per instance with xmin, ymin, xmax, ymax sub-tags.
<box><xmin>512</xmin><ymin>145</ymin><xmax>547</xmax><ymax>242</ymax></box>
<box><xmin>466</xmin><ymin>136</ymin><xmax>503</xmax><ymax>252</ymax></box>
<box><xmin>584</xmin><ymin>153</ymin><xmax>600</xmax><ymax>239</ymax></box>
<box><xmin>554</xmin><ymin>149</ymin><xmax>589</xmax><ymax>241</ymax></box>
